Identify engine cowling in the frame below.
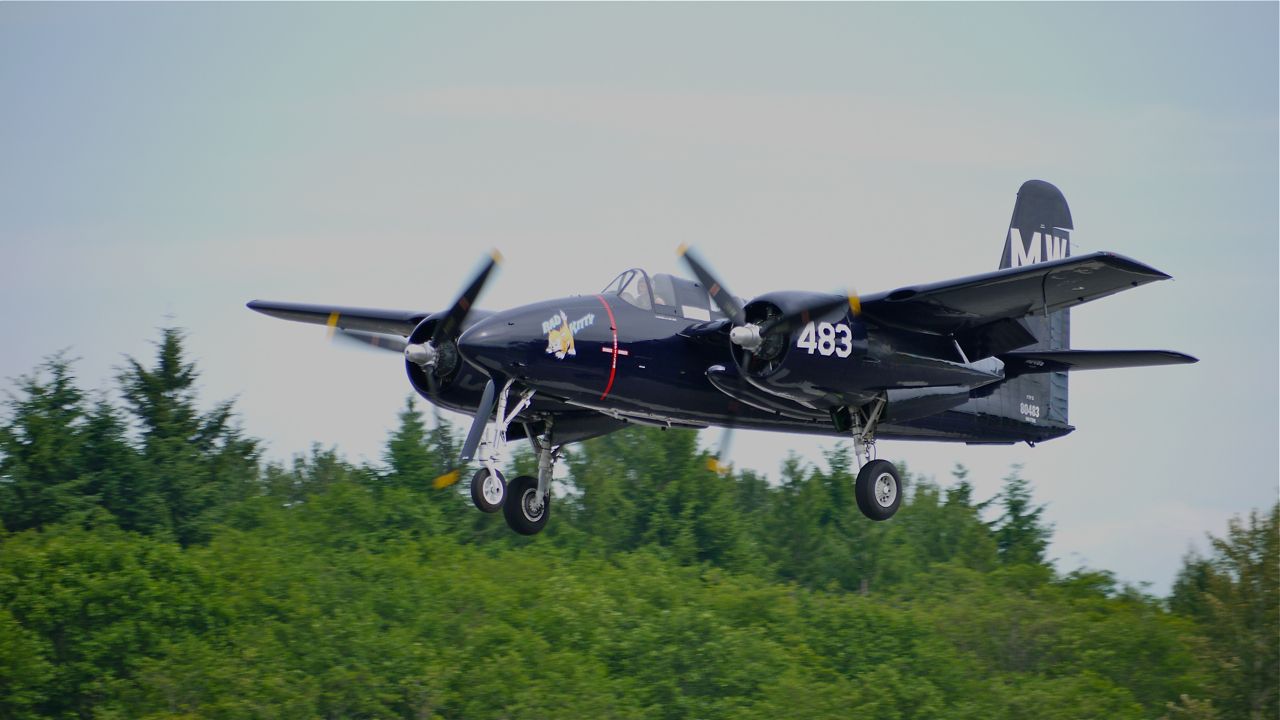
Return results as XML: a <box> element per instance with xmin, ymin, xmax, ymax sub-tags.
<box><xmin>734</xmin><ymin>291</ymin><xmax>875</xmax><ymax>408</ymax></box>
<box><xmin>404</xmin><ymin>313</ymin><xmax>493</xmax><ymax>414</ymax></box>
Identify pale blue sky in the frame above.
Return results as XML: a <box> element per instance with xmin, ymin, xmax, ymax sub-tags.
<box><xmin>2</xmin><ymin>3</ymin><xmax>1276</xmax><ymax>593</ymax></box>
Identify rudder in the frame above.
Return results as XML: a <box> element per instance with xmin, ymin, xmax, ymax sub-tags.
<box><xmin>991</xmin><ymin>180</ymin><xmax>1072</xmax><ymax>427</ymax></box>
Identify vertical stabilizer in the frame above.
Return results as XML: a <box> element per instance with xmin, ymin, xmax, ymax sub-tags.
<box><xmin>999</xmin><ymin>180</ymin><xmax>1074</xmax><ymax>270</ymax></box>
<box><xmin>983</xmin><ymin>181</ymin><xmax>1073</xmax><ymax>427</ymax></box>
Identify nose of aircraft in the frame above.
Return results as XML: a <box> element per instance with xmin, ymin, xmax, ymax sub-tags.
<box><xmin>457</xmin><ymin>314</ymin><xmax>518</xmax><ymax>376</ymax></box>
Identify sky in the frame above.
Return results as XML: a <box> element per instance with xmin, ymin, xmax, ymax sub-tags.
<box><xmin>2</xmin><ymin>3</ymin><xmax>1276</xmax><ymax>594</ymax></box>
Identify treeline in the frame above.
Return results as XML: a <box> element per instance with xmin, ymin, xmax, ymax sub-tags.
<box><xmin>1</xmin><ymin>330</ymin><xmax>1275</xmax><ymax>719</ymax></box>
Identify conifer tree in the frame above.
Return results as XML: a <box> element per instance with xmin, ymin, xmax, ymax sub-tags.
<box><xmin>0</xmin><ymin>355</ymin><xmax>94</xmax><ymax>531</ymax></box>
<box><xmin>1170</xmin><ymin>504</ymin><xmax>1279</xmax><ymax>720</ymax></box>
<box><xmin>991</xmin><ymin>465</ymin><xmax>1052</xmax><ymax>566</ymax></box>
<box><xmin>116</xmin><ymin>328</ymin><xmax>258</xmax><ymax>545</ymax></box>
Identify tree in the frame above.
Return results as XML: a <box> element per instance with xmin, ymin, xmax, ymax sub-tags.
<box><xmin>381</xmin><ymin>396</ymin><xmax>469</xmax><ymax>532</ymax></box>
<box><xmin>0</xmin><ymin>355</ymin><xmax>95</xmax><ymax>532</ymax></box>
<box><xmin>116</xmin><ymin>328</ymin><xmax>259</xmax><ymax>545</ymax></box>
<box><xmin>1169</xmin><ymin>504</ymin><xmax>1279</xmax><ymax>719</ymax></box>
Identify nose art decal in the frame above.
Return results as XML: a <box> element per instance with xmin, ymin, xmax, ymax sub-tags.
<box><xmin>542</xmin><ymin>310</ymin><xmax>595</xmax><ymax>360</ymax></box>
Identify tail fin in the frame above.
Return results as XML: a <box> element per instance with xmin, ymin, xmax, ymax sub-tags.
<box><xmin>994</xmin><ymin>180</ymin><xmax>1073</xmax><ymax>426</ymax></box>
<box><xmin>999</xmin><ymin>180</ymin><xmax>1074</xmax><ymax>270</ymax></box>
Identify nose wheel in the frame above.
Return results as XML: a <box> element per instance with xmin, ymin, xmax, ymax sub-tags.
<box><xmin>468</xmin><ymin>383</ymin><xmax>562</xmax><ymax>536</ymax></box>
<box><xmin>470</xmin><ymin>468</ymin><xmax>506</xmax><ymax>513</ymax></box>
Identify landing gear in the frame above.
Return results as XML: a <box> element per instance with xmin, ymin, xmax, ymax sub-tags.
<box><xmin>503</xmin><ymin>475</ymin><xmax>549</xmax><ymax>535</ymax></box>
<box><xmin>502</xmin><ymin>422</ymin><xmax>562</xmax><ymax>536</ymax></box>
<box><xmin>470</xmin><ymin>379</ymin><xmax>562</xmax><ymax>536</ymax></box>
<box><xmin>845</xmin><ymin>393</ymin><xmax>901</xmax><ymax>521</ymax></box>
<box><xmin>470</xmin><ymin>468</ymin><xmax>505</xmax><ymax>513</ymax></box>
<box><xmin>855</xmin><ymin>459</ymin><xmax>901</xmax><ymax>521</ymax></box>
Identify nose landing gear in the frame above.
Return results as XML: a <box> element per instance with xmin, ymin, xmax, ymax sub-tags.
<box><xmin>464</xmin><ymin>379</ymin><xmax>562</xmax><ymax>536</ymax></box>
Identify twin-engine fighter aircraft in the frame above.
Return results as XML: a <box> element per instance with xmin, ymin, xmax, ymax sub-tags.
<box><xmin>249</xmin><ymin>180</ymin><xmax>1196</xmax><ymax>535</ymax></box>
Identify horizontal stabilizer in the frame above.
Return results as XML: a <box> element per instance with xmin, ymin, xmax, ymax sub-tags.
<box><xmin>999</xmin><ymin>349</ymin><xmax>1198</xmax><ymax>378</ymax></box>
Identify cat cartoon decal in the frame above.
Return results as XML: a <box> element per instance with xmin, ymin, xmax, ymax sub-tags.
<box><xmin>542</xmin><ymin>310</ymin><xmax>596</xmax><ymax>360</ymax></box>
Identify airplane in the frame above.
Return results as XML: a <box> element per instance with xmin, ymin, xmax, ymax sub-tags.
<box><xmin>248</xmin><ymin>180</ymin><xmax>1196</xmax><ymax>536</ymax></box>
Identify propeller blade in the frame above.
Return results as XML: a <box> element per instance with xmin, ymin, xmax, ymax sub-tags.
<box><xmin>707</xmin><ymin>426</ymin><xmax>735</xmax><ymax>476</ymax></box>
<box><xmin>432</xmin><ymin>469</ymin><xmax>462</xmax><ymax>490</ymax></box>
<box><xmin>432</xmin><ymin>250</ymin><xmax>502</xmax><ymax>344</ymax></box>
<box><xmin>756</xmin><ymin>294</ymin><xmax>860</xmax><ymax>337</ymax></box>
<box><xmin>459</xmin><ymin>378</ymin><xmax>497</xmax><ymax>462</ymax></box>
<box><xmin>333</xmin><ymin>329</ymin><xmax>408</xmax><ymax>354</ymax></box>
<box><xmin>677</xmin><ymin>244</ymin><xmax>745</xmax><ymax>325</ymax></box>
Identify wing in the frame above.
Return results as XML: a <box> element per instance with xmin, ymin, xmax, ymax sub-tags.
<box><xmin>246</xmin><ymin>300</ymin><xmax>428</xmax><ymax>337</ymax></box>
<box><xmin>858</xmin><ymin>252</ymin><xmax>1172</xmax><ymax>336</ymax></box>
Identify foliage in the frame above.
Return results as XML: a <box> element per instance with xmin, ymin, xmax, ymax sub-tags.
<box><xmin>1</xmin><ymin>336</ymin><xmax>1271</xmax><ymax>718</ymax></box>
<box><xmin>1169</xmin><ymin>505</ymin><xmax>1279</xmax><ymax>720</ymax></box>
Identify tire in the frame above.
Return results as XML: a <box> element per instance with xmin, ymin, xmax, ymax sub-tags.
<box><xmin>855</xmin><ymin>459</ymin><xmax>901</xmax><ymax>521</ymax></box>
<box><xmin>470</xmin><ymin>468</ymin><xmax>506</xmax><ymax>513</ymax></box>
<box><xmin>503</xmin><ymin>475</ymin><xmax>549</xmax><ymax>536</ymax></box>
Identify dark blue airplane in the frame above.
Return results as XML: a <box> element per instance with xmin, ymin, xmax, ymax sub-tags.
<box><xmin>249</xmin><ymin>180</ymin><xmax>1196</xmax><ymax>535</ymax></box>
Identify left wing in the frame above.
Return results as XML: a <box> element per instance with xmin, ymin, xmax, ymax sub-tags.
<box><xmin>246</xmin><ymin>300</ymin><xmax>428</xmax><ymax>337</ymax></box>
<box><xmin>858</xmin><ymin>252</ymin><xmax>1171</xmax><ymax>336</ymax></box>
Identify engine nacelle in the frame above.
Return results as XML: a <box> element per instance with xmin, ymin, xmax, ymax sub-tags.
<box><xmin>404</xmin><ymin>313</ymin><xmax>494</xmax><ymax>415</ymax></box>
<box><xmin>735</xmin><ymin>291</ymin><xmax>875</xmax><ymax>408</ymax></box>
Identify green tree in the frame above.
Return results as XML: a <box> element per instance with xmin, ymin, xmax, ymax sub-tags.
<box><xmin>0</xmin><ymin>355</ymin><xmax>96</xmax><ymax>532</ymax></box>
<box><xmin>991</xmin><ymin>465</ymin><xmax>1052</xmax><ymax>566</ymax></box>
<box><xmin>116</xmin><ymin>328</ymin><xmax>259</xmax><ymax>545</ymax></box>
<box><xmin>1170</xmin><ymin>504</ymin><xmax>1279</xmax><ymax>720</ymax></box>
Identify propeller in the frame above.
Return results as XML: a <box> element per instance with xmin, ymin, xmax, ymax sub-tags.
<box><xmin>707</xmin><ymin>426</ymin><xmax>735</xmax><ymax>476</ymax></box>
<box><xmin>315</xmin><ymin>252</ymin><xmax>504</xmax><ymax>492</ymax></box>
<box><xmin>676</xmin><ymin>244</ymin><xmax>860</xmax><ymax>354</ymax></box>
<box><xmin>332</xmin><ymin>328</ymin><xmax>409</xmax><ymax>354</ymax></box>
<box><xmin>417</xmin><ymin>251</ymin><xmax>504</xmax><ymax>490</ymax></box>
<box><xmin>403</xmin><ymin>250</ymin><xmax>503</xmax><ymax>379</ymax></box>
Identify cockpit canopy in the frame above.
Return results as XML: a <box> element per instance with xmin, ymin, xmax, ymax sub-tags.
<box><xmin>601</xmin><ymin>268</ymin><xmax>738</xmax><ymax>321</ymax></box>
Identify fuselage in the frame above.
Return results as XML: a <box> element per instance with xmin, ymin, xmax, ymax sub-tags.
<box><xmin>448</xmin><ymin>291</ymin><xmax>1072</xmax><ymax>446</ymax></box>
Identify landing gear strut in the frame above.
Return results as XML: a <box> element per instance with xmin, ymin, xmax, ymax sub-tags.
<box><xmin>468</xmin><ymin>379</ymin><xmax>535</xmax><ymax>515</ymax></box>
<box><xmin>847</xmin><ymin>394</ymin><xmax>901</xmax><ymax>522</ymax></box>
<box><xmin>464</xmin><ymin>378</ymin><xmax>562</xmax><ymax>536</ymax></box>
<box><xmin>504</xmin><ymin>421</ymin><xmax>562</xmax><ymax>536</ymax></box>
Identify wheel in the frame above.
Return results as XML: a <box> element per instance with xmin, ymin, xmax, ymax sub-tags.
<box><xmin>470</xmin><ymin>468</ymin><xmax>506</xmax><ymax>513</ymax></box>
<box><xmin>503</xmin><ymin>475</ymin><xmax>549</xmax><ymax>536</ymax></box>
<box><xmin>855</xmin><ymin>459</ymin><xmax>901</xmax><ymax>521</ymax></box>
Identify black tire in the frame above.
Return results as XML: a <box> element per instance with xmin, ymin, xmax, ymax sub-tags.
<box><xmin>503</xmin><ymin>475</ymin><xmax>549</xmax><ymax>535</ymax></box>
<box><xmin>855</xmin><ymin>459</ymin><xmax>901</xmax><ymax>521</ymax></box>
<box><xmin>470</xmin><ymin>468</ymin><xmax>506</xmax><ymax>513</ymax></box>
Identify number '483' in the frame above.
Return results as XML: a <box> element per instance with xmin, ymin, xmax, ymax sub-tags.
<box><xmin>796</xmin><ymin>321</ymin><xmax>854</xmax><ymax>358</ymax></box>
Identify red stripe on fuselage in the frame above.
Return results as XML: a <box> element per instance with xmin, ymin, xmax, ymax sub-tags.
<box><xmin>595</xmin><ymin>295</ymin><xmax>619</xmax><ymax>400</ymax></box>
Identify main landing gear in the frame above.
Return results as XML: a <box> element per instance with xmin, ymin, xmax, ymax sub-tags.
<box><xmin>848</xmin><ymin>394</ymin><xmax>902</xmax><ymax>522</ymax></box>
<box><xmin>467</xmin><ymin>380</ymin><xmax>562</xmax><ymax>536</ymax></box>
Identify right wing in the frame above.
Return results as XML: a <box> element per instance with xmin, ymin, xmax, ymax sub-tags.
<box><xmin>246</xmin><ymin>300</ymin><xmax>428</xmax><ymax>337</ymax></box>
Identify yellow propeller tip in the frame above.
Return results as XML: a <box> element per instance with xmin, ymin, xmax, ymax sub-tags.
<box><xmin>432</xmin><ymin>470</ymin><xmax>461</xmax><ymax>490</ymax></box>
<box><xmin>490</xmin><ymin>249</ymin><xmax>504</xmax><ymax>265</ymax></box>
<box><xmin>706</xmin><ymin>458</ymin><xmax>731</xmax><ymax>475</ymax></box>
<box><xmin>676</xmin><ymin>242</ymin><xmax>690</xmax><ymax>257</ymax></box>
<box><xmin>849</xmin><ymin>294</ymin><xmax>862</xmax><ymax>314</ymax></box>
